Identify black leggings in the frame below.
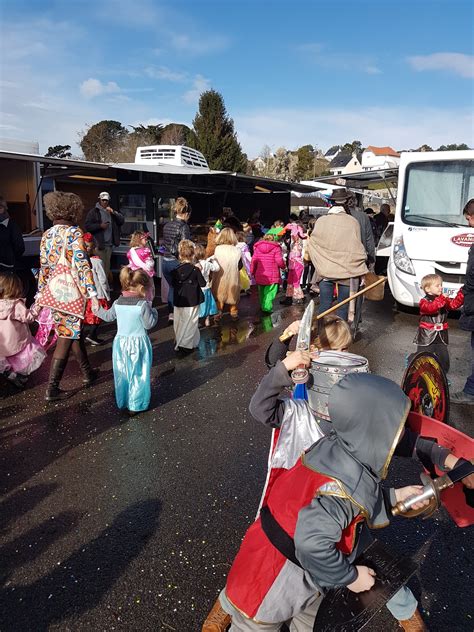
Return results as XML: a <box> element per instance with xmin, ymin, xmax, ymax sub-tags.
<box><xmin>302</xmin><ymin>262</ymin><xmax>315</xmax><ymax>288</ymax></box>
<box><xmin>53</xmin><ymin>333</ymin><xmax>89</xmax><ymax>367</ymax></box>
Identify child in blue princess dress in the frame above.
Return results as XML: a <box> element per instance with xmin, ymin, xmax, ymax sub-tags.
<box><xmin>92</xmin><ymin>267</ymin><xmax>158</xmax><ymax>416</ymax></box>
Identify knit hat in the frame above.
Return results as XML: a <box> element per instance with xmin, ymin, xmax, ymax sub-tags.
<box><xmin>83</xmin><ymin>232</ymin><xmax>94</xmax><ymax>243</ymax></box>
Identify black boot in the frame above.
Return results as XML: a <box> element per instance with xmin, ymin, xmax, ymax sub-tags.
<box><xmin>45</xmin><ymin>359</ymin><xmax>73</xmax><ymax>401</ymax></box>
<box><xmin>73</xmin><ymin>339</ymin><xmax>99</xmax><ymax>387</ymax></box>
<box><xmin>81</xmin><ymin>365</ymin><xmax>100</xmax><ymax>387</ymax></box>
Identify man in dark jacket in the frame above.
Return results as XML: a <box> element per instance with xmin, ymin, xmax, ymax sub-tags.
<box><xmin>452</xmin><ymin>199</ymin><xmax>474</xmax><ymax>404</ymax></box>
<box><xmin>374</xmin><ymin>203</ymin><xmax>390</xmax><ymax>244</ymax></box>
<box><xmin>348</xmin><ymin>195</ymin><xmax>376</xmax><ymax>266</ymax></box>
<box><xmin>84</xmin><ymin>192</ymin><xmax>124</xmax><ymax>278</ymax></box>
<box><xmin>0</xmin><ymin>196</ymin><xmax>25</xmax><ymax>272</ymax></box>
<box><xmin>161</xmin><ymin>197</ymin><xmax>192</xmax><ymax>321</ymax></box>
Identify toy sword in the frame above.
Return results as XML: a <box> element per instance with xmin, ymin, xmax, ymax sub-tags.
<box><xmin>279</xmin><ymin>277</ymin><xmax>387</xmax><ymax>343</ymax></box>
<box><xmin>290</xmin><ymin>299</ymin><xmax>314</xmax><ymax>385</ymax></box>
<box><xmin>392</xmin><ymin>459</ymin><xmax>474</xmax><ymax>519</ymax></box>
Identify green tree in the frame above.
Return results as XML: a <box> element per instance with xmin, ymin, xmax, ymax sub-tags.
<box><xmin>342</xmin><ymin>140</ymin><xmax>363</xmax><ymax>154</ymax></box>
<box><xmin>295</xmin><ymin>144</ymin><xmax>315</xmax><ymax>180</ymax></box>
<box><xmin>188</xmin><ymin>90</ymin><xmax>247</xmax><ymax>172</ymax></box>
<box><xmin>45</xmin><ymin>144</ymin><xmax>72</xmax><ymax>159</ymax></box>
<box><xmin>437</xmin><ymin>143</ymin><xmax>470</xmax><ymax>151</ymax></box>
<box><xmin>79</xmin><ymin>120</ymin><xmax>128</xmax><ymax>162</ymax></box>
<box><xmin>129</xmin><ymin>124</ymin><xmax>164</xmax><ymax>145</ymax></box>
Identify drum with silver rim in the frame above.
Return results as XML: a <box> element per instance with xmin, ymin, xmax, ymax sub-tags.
<box><xmin>307</xmin><ymin>350</ymin><xmax>369</xmax><ymax>420</ymax></box>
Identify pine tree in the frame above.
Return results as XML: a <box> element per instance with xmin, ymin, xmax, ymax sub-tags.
<box><xmin>188</xmin><ymin>90</ymin><xmax>247</xmax><ymax>172</ymax></box>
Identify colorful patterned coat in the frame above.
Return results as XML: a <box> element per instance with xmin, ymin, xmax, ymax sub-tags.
<box><xmin>38</xmin><ymin>224</ymin><xmax>97</xmax><ymax>338</ymax></box>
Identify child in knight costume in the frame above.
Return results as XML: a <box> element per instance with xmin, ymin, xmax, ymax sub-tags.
<box><xmin>216</xmin><ymin>371</ymin><xmax>465</xmax><ymax>631</ymax></box>
<box><xmin>414</xmin><ymin>273</ymin><xmax>464</xmax><ymax>373</ymax></box>
<box><xmin>257</xmin><ymin>315</ymin><xmax>368</xmax><ymax>507</ymax></box>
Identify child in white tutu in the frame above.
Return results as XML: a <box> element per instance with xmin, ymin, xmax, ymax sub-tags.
<box><xmin>0</xmin><ymin>272</ymin><xmax>46</xmax><ymax>388</ymax></box>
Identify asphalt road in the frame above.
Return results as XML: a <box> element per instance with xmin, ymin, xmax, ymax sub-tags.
<box><xmin>0</xmin><ymin>289</ymin><xmax>472</xmax><ymax>632</ymax></box>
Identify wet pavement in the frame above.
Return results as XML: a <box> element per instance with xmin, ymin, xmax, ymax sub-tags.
<box><xmin>0</xmin><ymin>289</ymin><xmax>473</xmax><ymax>632</ymax></box>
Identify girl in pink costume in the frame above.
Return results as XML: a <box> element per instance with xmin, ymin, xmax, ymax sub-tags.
<box><xmin>35</xmin><ymin>307</ymin><xmax>58</xmax><ymax>351</ymax></box>
<box><xmin>283</xmin><ymin>221</ymin><xmax>306</xmax><ymax>304</ymax></box>
<box><xmin>0</xmin><ymin>272</ymin><xmax>45</xmax><ymax>388</ymax></box>
<box><xmin>127</xmin><ymin>231</ymin><xmax>156</xmax><ymax>304</ymax></box>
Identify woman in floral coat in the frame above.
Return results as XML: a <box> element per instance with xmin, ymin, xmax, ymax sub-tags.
<box><xmin>37</xmin><ymin>191</ymin><xmax>98</xmax><ymax>401</ymax></box>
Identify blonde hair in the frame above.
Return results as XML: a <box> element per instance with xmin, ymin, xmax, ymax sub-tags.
<box><xmin>0</xmin><ymin>272</ymin><xmax>23</xmax><ymax>299</ymax></box>
<box><xmin>421</xmin><ymin>273</ymin><xmax>442</xmax><ymax>292</ymax></box>
<box><xmin>263</xmin><ymin>233</ymin><xmax>275</xmax><ymax>242</ymax></box>
<box><xmin>174</xmin><ymin>196</ymin><xmax>191</xmax><ymax>216</ymax></box>
<box><xmin>119</xmin><ymin>266</ymin><xmax>150</xmax><ymax>297</ymax></box>
<box><xmin>194</xmin><ymin>243</ymin><xmax>206</xmax><ymax>261</ymax></box>
<box><xmin>43</xmin><ymin>191</ymin><xmax>84</xmax><ymax>224</ymax></box>
<box><xmin>314</xmin><ymin>316</ymin><xmax>352</xmax><ymax>351</ymax></box>
<box><xmin>129</xmin><ymin>230</ymin><xmax>148</xmax><ymax>248</ymax></box>
<box><xmin>216</xmin><ymin>227</ymin><xmax>238</xmax><ymax>246</ymax></box>
<box><xmin>178</xmin><ymin>239</ymin><xmax>195</xmax><ymax>262</ymax></box>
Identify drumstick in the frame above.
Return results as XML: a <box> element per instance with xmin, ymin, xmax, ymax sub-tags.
<box><xmin>279</xmin><ymin>276</ymin><xmax>387</xmax><ymax>342</ymax></box>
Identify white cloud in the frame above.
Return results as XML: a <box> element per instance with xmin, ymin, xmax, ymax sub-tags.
<box><xmin>145</xmin><ymin>66</ymin><xmax>187</xmax><ymax>82</ymax></box>
<box><xmin>170</xmin><ymin>33</ymin><xmax>230</xmax><ymax>56</ymax></box>
<box><xmin>94</xmin><ymin>0</ymin><xmax>166</xmax><ymax>27</ymax></box>
<box><xmin>79</xmin><ymin>78</ymin><xmax>121</xmax><ymax>99</ymax></box>
<box><xmin>183</xmin><ymin>75</ymin><xmax>211</xmax><ymax>104</ymax></box>
<box><xmin>234</xmin><ymin>106</ymin><xmax>474</xmax><ymax>158</ymax></box>
<box><xmin>297</xmin><ymin>42</ymin><xmax>381</xmax><ymax>75</ymax></box>
<box><xmin>407</xmin><ymin>53</ymin><xmax>474</xmax><ymax>79</ymax></box>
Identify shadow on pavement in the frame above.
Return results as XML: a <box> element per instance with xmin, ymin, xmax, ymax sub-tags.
<box><xmin>0</xmin><ymin>483</ymin><xmax>59</xmax><ymax>532</ymax></box>
<box><xmin>0</xmin><ymin>499</ymin><xmax>162</xmax><ymax>632</ymax></box>
<box><xmin>0</xmin><ymin>510</ymin><xmax>81</xmax><ymax>585</ymax></box>
<box><xmin>0</xmin><ymin>395</ymin><xmax>122</xmax><ymax>496</ymax></box>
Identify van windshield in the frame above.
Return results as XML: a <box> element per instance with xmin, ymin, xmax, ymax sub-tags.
<box><xmin>402</xmin><ymin>160</ymin><xmax>474</xmax><ymax>227</ymax></box>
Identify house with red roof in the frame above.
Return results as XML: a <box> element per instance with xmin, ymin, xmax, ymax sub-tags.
<box><xmin>362</xmin><ymin>145</ymin><xmax>401</xmax><ymax>171</ymax></box>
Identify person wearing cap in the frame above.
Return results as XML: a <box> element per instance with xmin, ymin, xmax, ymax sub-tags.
<box><xmin>84</xmin><ymin>192</ymin><xmax>124</xmax><ymax>279</ymax></box>
<box><xmin>307</xmin><ymin>188</ymin><xmax>368</xmax><ymax>321</ymax></box>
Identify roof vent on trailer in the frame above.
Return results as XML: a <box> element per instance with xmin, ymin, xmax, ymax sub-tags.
<box><xmin>134</xmin><ymin>145</ymin><xmax>210</xmax><ymax>170</ymax></box>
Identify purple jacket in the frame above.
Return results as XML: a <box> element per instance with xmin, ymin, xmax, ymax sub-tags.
<box><xmin>250</xmin><ymin>240</ymin><xmax>285</xmax><ymax>285</ymax></box>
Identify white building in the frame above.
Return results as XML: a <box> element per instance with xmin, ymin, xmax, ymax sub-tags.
<box><xmin>328</xmin><ymin>150</ymin><xmax>362</xmax><ymax>176</ymax></box>
<box><xmin>362</xmin><ymin>145</ymin><xmax>400</xmax><ymax>171</ymax></box>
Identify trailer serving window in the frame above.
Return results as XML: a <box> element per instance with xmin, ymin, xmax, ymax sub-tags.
<box><xmin>402</xmin><ymin>160</ymin><xmax>474</xmax><ymax>226</ymax></box>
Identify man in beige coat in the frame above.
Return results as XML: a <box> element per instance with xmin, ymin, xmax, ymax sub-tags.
<box><xmin>307</xmin><ymin>189</ymin><xmax>368</xmax><ymax>321</ymax></box>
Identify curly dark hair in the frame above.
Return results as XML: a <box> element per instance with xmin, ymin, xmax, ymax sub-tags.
<box><xmin>43</xmin><ymin>191</ymin><xmax>84</xmax><ymax>224</ymax></box>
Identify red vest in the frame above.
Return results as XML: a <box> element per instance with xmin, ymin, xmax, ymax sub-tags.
<box><xmin>226</xmin><ymin>457</ymin><xmax>364</xmax><ymax>619</ymax></box>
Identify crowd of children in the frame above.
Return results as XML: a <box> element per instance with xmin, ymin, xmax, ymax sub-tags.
<box><xmin>2</xmin><ymin>203</ymin><xmax>474</xmax><ymax>632</ymax></box>
<box><xmin>1</xmin><ymin>210</ymin><xmax>472</xmax><ymax>424</ymax></box>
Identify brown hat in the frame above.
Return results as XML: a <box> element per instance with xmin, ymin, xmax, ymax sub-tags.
<box><xmin>328</xmin><ymin>188</ymin><xmax>351</xmax><ymax>204</ymax></box>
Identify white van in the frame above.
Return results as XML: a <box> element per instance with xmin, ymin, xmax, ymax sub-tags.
<box><xmin>388</xmin><ymin>150</ymin><xmax>474</xmax><ymax>306</ymax></box>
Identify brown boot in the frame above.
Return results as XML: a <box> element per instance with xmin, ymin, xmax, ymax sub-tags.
<box><xmin>202</xmin><ymin>598</ymin><xmax>231</xmax><ymax>632</ymax></box>
<box><xmin>398</xmin><ymin>609</ymin><xmax>428</xmax><ymax>631</ymax></box>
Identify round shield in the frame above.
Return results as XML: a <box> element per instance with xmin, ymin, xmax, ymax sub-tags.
<box><xmin>401</xmin><ymin>352</ymin><xmax>450</xmax><ymax>423</ymax></box>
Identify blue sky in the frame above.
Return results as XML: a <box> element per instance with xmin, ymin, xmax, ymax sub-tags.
<box><xmin>0</xmin><ymin>0</ymin><xmax>473</xmax><ymax>157</ymax></box>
